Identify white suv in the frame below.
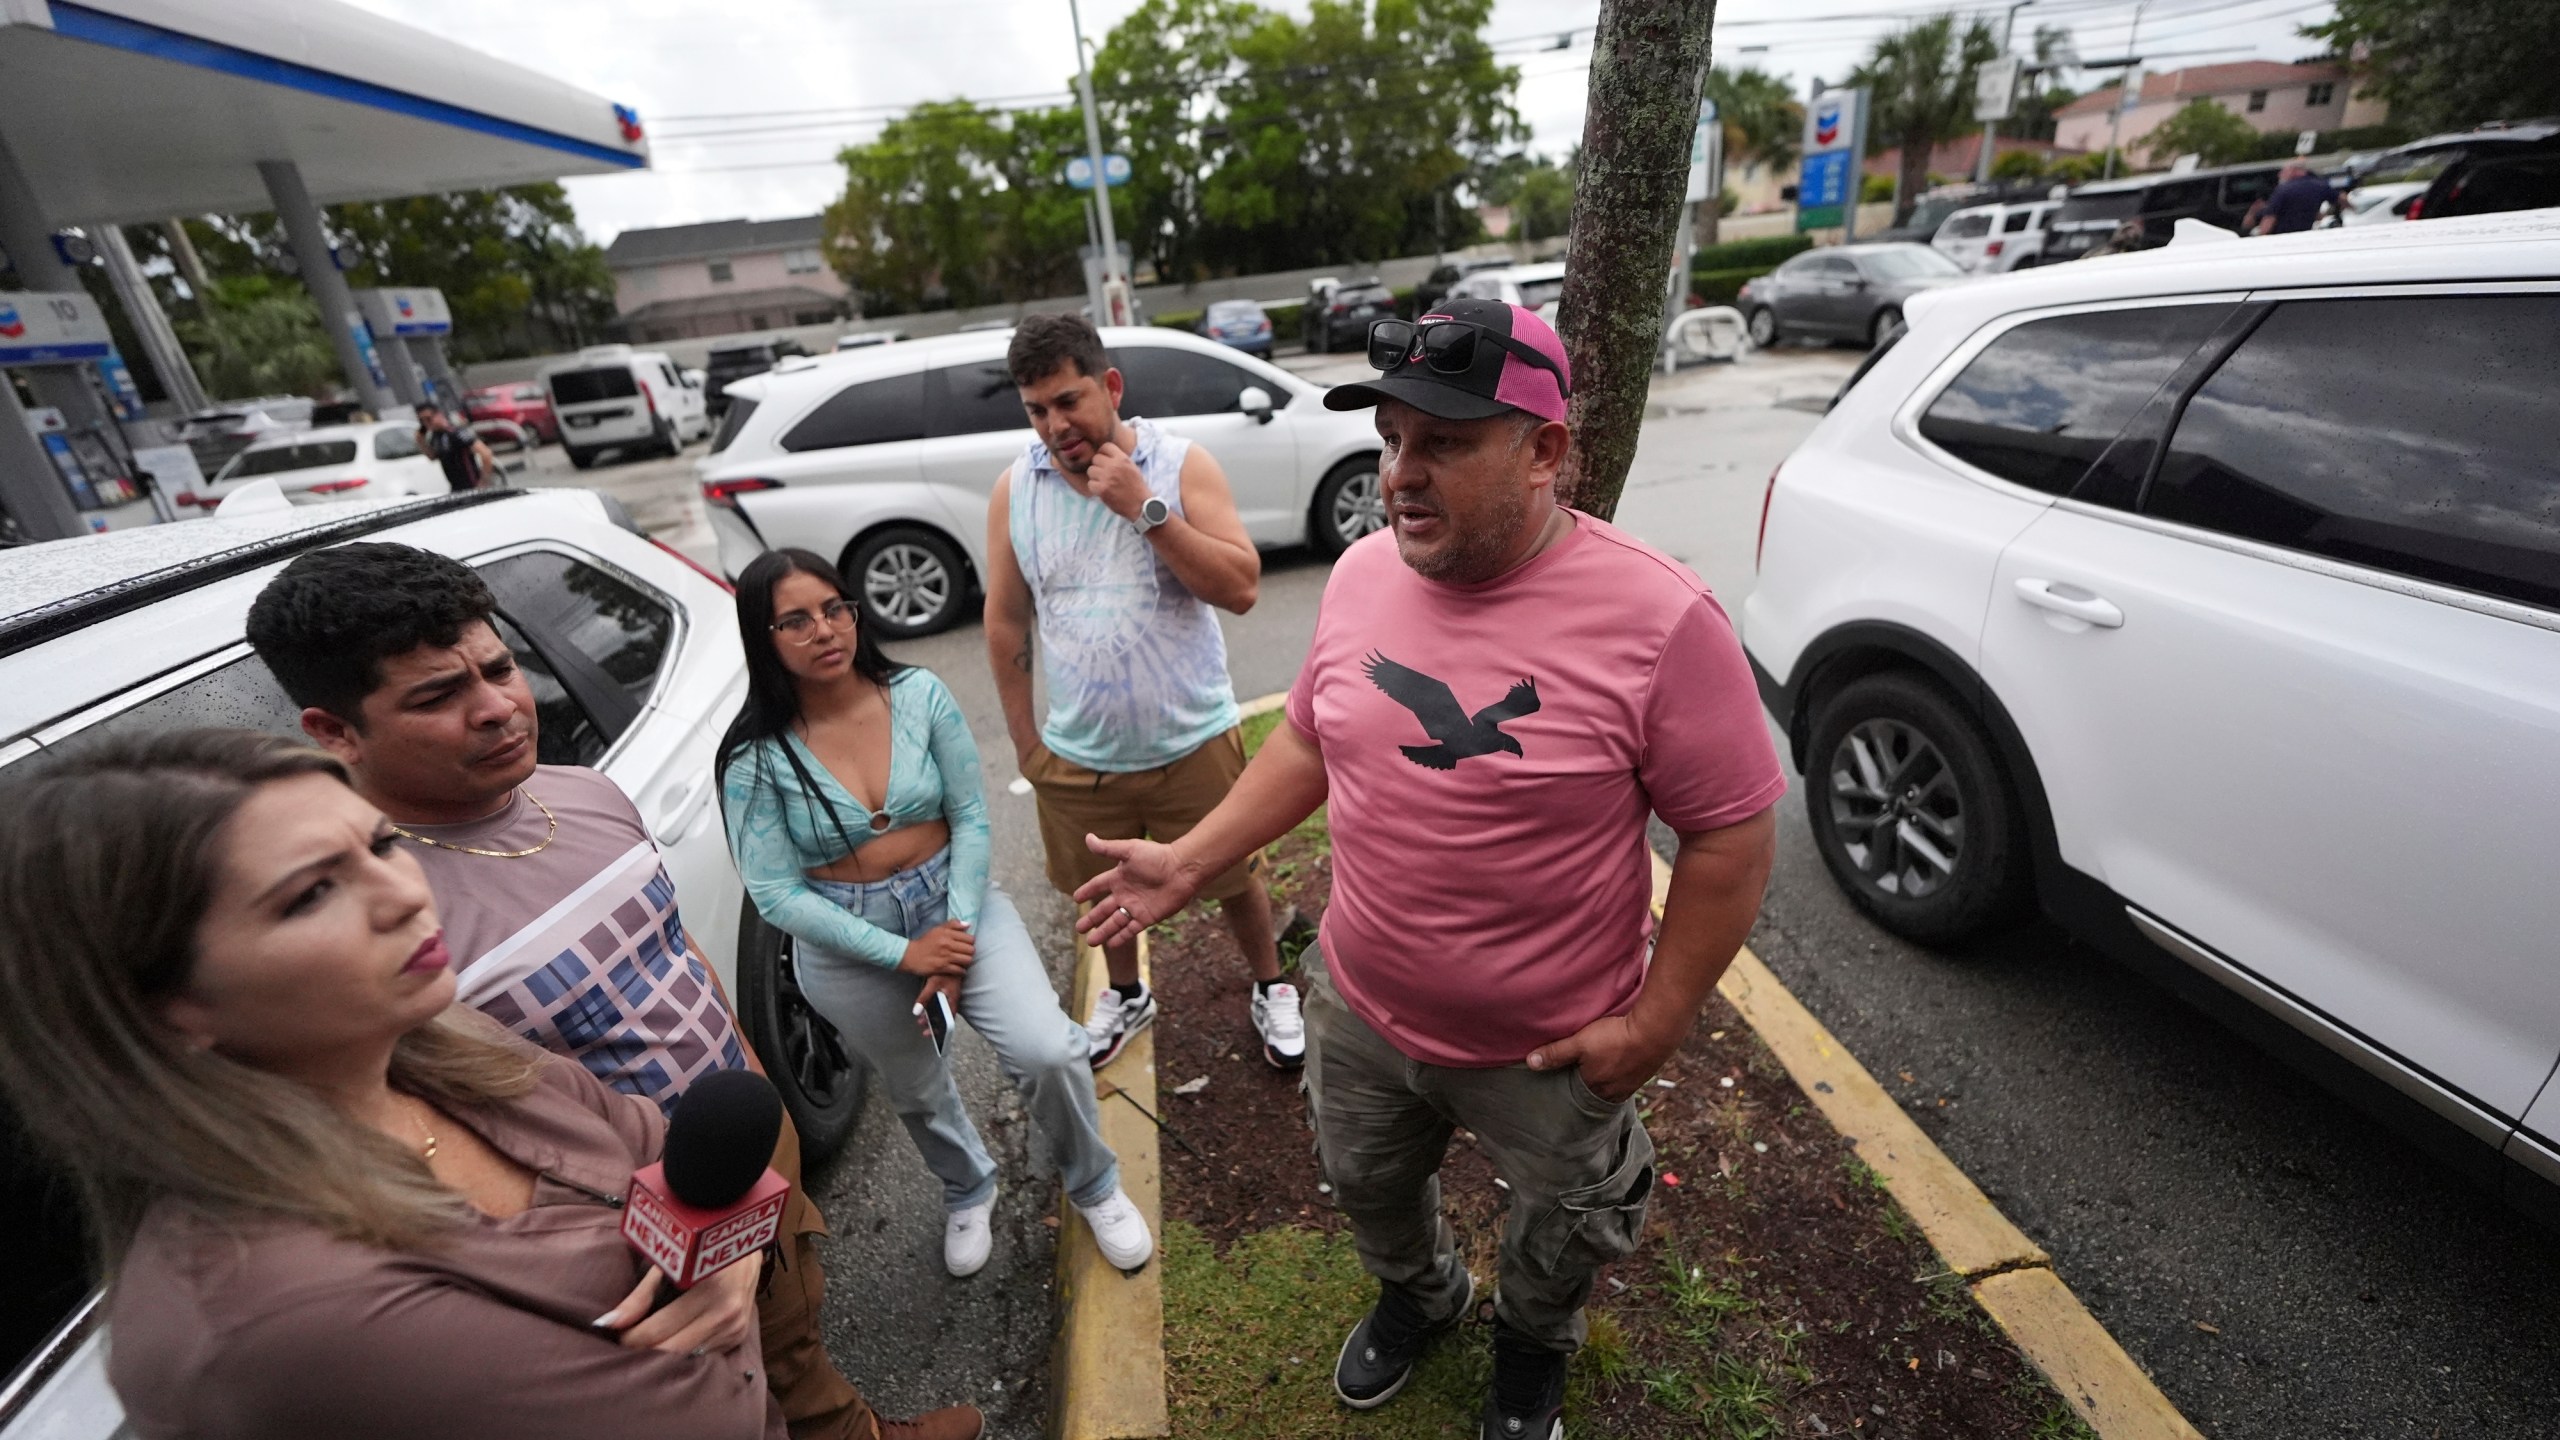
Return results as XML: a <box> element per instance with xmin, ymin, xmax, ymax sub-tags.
<box><xmin>0</xmin><ymin>491</ymin><xmax>866</xmax><ymax>1440</ymax></box>
<box><xmin>1930</xmin><ymin>199</ymin><xmax>2060</xmax><ymax>274</ymax></box>
<box><xmin>1744</xmin><ymin>213</ymin><xmax>2560</xmax><ymax>1209</ymax></box>
<box><xmin>695</xmin><ymin>327</ymin><xmax>1387</xmax><ymax>637</ymax></box>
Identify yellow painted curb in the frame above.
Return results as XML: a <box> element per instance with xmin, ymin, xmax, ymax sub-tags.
<box><xmin>1236</xmin><ymin>691</ymin><xmax>1287</xmax><ymax>721</ymax></box>
<box><xmin>1050</xmin><ymin>930</ymin><xmax>1168</xmax><ymax>1440</ymax></box>
<box><xmin>1651</xmin><ymin>852</ymin><xmax>2204</xmax><ymax>1439</ymax></box>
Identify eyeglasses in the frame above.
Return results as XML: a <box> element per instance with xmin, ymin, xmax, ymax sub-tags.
<box><xmin>771</xmin><ymin>598</ymin><xmax>857</xmax><ymax>642</ymax></box>
<box><xmin>1366</xmin><ymin>319</ymin><xmax>1571</xmax><ymax>398</ymax></box>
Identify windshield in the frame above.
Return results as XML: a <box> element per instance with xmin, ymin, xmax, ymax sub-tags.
<box><xmin>1939</xmin><ymin>212</ymin><xmax>1995</xmax><ymax>240</ymax></box>
<box><xmin>1859</xmin><ymin>248</ymin><xmax>1963</xmax><ymax>280</ymax></box>
<box><xmin>549</xmin><ymin>368</ymin><xmax>640</xmax><ymax>404</ymax></box>
<box><xmin>1208</xmin><ymin>301</ymin><xmax>1263</xmax><ymax>322</ymax></box>
<box><xmin>1516</xmin><ymin>278</ymin><xmax>1566</xmax><ymax>309</ymax></box>
<box><xmin>219</xmin><ymin>440</ymin><xmax>358</xmax><ymax>479</ymax></box>
<box><xmin>1905</xmin><ymin>196</ymin><xmax>1972</xmax><ymax>232</ymax></box>
<box><xmin>2056</xmin><ymin>192</ymin><xmax>2142</xmax><ymax>225</ymax></box>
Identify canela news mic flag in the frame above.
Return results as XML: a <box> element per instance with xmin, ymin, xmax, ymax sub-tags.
<box><xmin>621</xmin><ymin>1069</ymin><xmax>790</xmax><ymax>1289</ymax></box>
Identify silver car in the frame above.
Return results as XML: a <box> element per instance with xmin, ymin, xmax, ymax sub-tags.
<box><xmin>1739</xmin><ymin>242</ymin><xmax>1968</xmax><ymax>350</ymax></box>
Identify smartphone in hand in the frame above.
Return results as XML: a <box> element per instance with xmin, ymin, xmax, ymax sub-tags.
<box><xmin>914</xmin><ymin>989</ymin><xmax>957</xmax><ymax>1056</ymax></box>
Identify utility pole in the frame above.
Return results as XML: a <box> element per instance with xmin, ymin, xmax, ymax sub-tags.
<box><xmin>1974</xmin><ymin>0</ymin><xmax>2035</xmax><ymax>185</ymax></box>
<box><xmin>1067</xmin><ymin>0</ymin><xmax>1129</xmax><ymax>326</ymax></box>
<box><xmin>2103</xmin><ymin>0</ymin><xmax>2150</xmax><ymax>180</ymax></box>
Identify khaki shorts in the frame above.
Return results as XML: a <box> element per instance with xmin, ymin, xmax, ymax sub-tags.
<box><xmin>1025</xmin><ymin>727</ymin><xmax>1263</xmax><ymax>902</ymax></box>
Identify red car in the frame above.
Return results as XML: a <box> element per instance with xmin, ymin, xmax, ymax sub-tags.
<box><xmin>464</xmin><ymin>382</ymin><xmax>557</xmax><ymax>443</ymax></box>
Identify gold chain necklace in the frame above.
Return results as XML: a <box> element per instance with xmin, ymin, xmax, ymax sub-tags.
<box><xmin>403</xmin><ymin>1095</ymin><xmax>438</xmax><ymax>1161</ymax></box>
<box><xmin>388</xmin><ymin>789</ymin><xmax>558</xmax><ymax>860</ymax></box>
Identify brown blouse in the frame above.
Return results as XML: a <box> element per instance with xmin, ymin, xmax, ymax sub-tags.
<box><xmin>106</xmin><ymin>1054</ymin><xmax>786</xmax><ymax>1440</ymax></box>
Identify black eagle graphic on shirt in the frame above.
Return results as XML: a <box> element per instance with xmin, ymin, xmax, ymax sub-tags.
<box><xmin>1361</xmin><ymin>652</ymin><xmax>1541</xmax><ymax>770</ymax></box>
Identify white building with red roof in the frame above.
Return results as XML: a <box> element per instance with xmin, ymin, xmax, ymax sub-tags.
<box><xmin>2054</xmin><ymin>60</ymin><xmax>2391</xmax><ymax>158</ymax></box>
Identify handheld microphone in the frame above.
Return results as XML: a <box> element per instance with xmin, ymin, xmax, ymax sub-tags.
<box><xmin>620</xmin><ymin>1069</ymin><xmax>791</xmax><ymax>1289</ymax></box>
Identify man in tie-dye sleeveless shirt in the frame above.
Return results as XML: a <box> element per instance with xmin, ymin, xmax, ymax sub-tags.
<box><xmin>982</xmin><ymin>314</ymin><xmax>1303</xmax><ymax>1075</ymax></box>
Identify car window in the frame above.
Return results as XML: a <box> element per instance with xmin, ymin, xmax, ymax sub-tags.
<box><xmin>515</xmin><ymin>384</ymin><xmax>544</xmax><ymax>401</ymax></box>
<box><xmin>1113</xmin><ymin>346</ymin><xmax>1256</xmax><ymax>417</ymax></box>
<box><xmin>1861</xmin><ymin>248</ymin><xmax>1964</xmax><ymax>280</ymax></box>
<box><xmin>709</xmin><ymin>396</ymin><xmax>759</xmax><ymax>454</ymax></box>
<box><xmin>1812</xmin><ymin>255</ymin><xmax>1854</xmax><ymax>277</ymax></box>
<box><xmin>1918</xmin><ymin>303</ymin><xmax>2235</xmax><ymax>495</ymax></box>
<box><xmin>222</xmin><ymin>440</ymin><xmax>359</xmax><ymax>478</ymax></box>
<box><xmin>2220</xmin><ymin>170</ymin><xmax>2279</xmax><ymax>210</ymax></box>
<box><xmin>711</xmin><ymin>346</ymin><xmax>776</xmax><ymax>368</ymax></box>
<box><xmin>2435</xmin><ymin>153</ymin><xmax>2560</xmax><ymax>217</ymax></box>
<box><xmin>491</xmin><ymin>613</ymin><xmax>607</xmax><ymax>765</ymax></box>
<box><xmin>1515</xmin><ymin>278</ymin><xmax>1565</xmax><ymax>310</ymax></box>
<box><xmin>2056</xmin><ymin>192</ymin><xmax>2141</xmax><ymax>224</ymax></box>
<box><xmin>1940</xmin><ymin>213</ymin><xmax>1995</xmax><ymax>240</ymax></box>
<box><xmin>2140</xmin><ymin>178</ymin><xmax>2217</xmax><ymax>214</ymax></box>
<box><xmin>47</xmin><ymin>652</ymin><xmax>305</xmax><ymax>757</ymax></box>
<box><xmin>782</xmin><ymin>371</ymin><xmax>927</xmax><ymax>451</ymax></box>
<box><xmin>3</xmin><ymin>1101</ymin><xmax>88</xmax><ymax>1387</ymax></box>
<box><xmin>2000</xmin><ymin>210</ymin><xmax>2035</xmax><ymax>233</ymax></box>
<box><xmin>930</xmin><ymin>360</ymin><xmax>1032</xmax><ymax>438</ymax></box>
<box><xmin>374</xmin><ymin>428</ymin><xmax>420</xmax><ymax>460</ymax></box>
<box><xmin>2146</xmin><ymin>294</ymin><xmax>2560</xmax><ymax>610</ymax></box>
<box><xmin>1776</xmin><ymin>253</ymin><xmax>1820</xmax><ymax>276</ymax></box>
<box><xmin>549</xmin><ymin>367</ymin><xmax>639</xmax><ymax>404</ymax></box>
<box><xmin>478</xmin><ymin>551</ymin><xmax>676</xmax><ymax>722</ymax></box>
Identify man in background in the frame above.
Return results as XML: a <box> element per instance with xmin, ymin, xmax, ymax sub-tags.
<box><xmin>416</xmin><ymin>402</ymin><xmax>495</xmax><ymax>491</ymax></box>
<box><xmin>2252</xmin><ymin>162</ymin><xmax>2342</xmax><ymax>234</ymax></box>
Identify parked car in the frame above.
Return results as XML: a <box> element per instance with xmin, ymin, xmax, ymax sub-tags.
<box><xmin>1737</xmin><ymin>243</ymin><xmax>1965</xmax><ymax>349</ymax></box>
<box><xmin>1873</xmin><ymin>184</ymin><xmax>1999</xmax><ymax>245</ymax></box>
<box><xmin>1442</xmin><ymin>260</ymin><xmax>1568</xmax><ymax>316</ymax></box>
<box><xmin>2038</xmin><ymin>159</ymin><xmax>2328</xmax><ymax>262</ymax></box>
<box><xmin>2383</xmin><ymin>122</ymin><xmax>2560</xmax><ymax>221</ymax></box>
<box><xmin>704</xmin><ymin>337</ymin><xmax>811</xmax><ymax>415</ymax></box>
<box><xmin>0</xmin><ymin>487</ymin><xmax>864</xmax><ymax>1440</ymax></box>
<box><xmin>2332</xmin><ymin>180</ymin><xmax>2429</xmax><ymax>226</ymax></box>
<box><xmin>1303</xmin><ymin>276</ymin><xmax>1396</xmax><ymax>352</ymax></box>
<box><xmin>1414</xmin><ymin>255</ymin><xmax>1517</xmax><ymax>312</ymax></box>
<box><xmin>183</xmin><ymin>419</ymin><xmax>450</xmax><ymax>511</ymax></box>
<box><xmin>1931</xmin><ymin>200</ymin><xmax>2060</xmax><ymax>273</ymax></box>
<box><xmin>463</xmin><ymin>381</ymin><xmax>557</xmax><ymax>443</ymax></box>
<box><xmin>697</xmin><ymin>327</ymin><xmax>1386</xmax><ymax>638</ymax></box>
<box><xmin>542</xmin><ymin>344</ymin><xmax>712</xmax><ymax>469</ymax></box>
<box><xmin>174</xmin><ymin>396</ymin><xmax>312</xmax><ymax>477</ymax></box>
<box><xmin>1198</xmin><ymin>298</ymin><xmax>1274</xmax><ymax>359</ymax></box>
<box><xmin>1744</xmin><ymin>212</ymin><xmax>2560</xmax><ymax>1219</ymax></box>
<box><xmin>836</xmin><ymin>330</ymin><xmax>905</xmax><ymax>351</ymax></box>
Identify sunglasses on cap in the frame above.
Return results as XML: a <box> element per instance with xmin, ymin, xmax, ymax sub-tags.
<box><xmin>1366</xmin><ymin>318</ymin><xmax>1572</xmax><ymax>398</ymax></box>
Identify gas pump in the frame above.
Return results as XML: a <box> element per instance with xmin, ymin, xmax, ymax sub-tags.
<box><xmin>353</xmin><ymin>287</ymin><xmax>455</xmax><ymax>417</ymax></box>
<box><xmin>0</xmin><ymin>289</ymin><xmax>160</xmax><ymax>531</ymax></box>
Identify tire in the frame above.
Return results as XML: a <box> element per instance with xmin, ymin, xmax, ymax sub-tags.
<box><xmin>1308</xmin><ymin>455</ymin><xmax>1386</xmax><ymax>558</ymax></box>
<box><xmin>1804</xmin><ymin>670</ymin><xmax>2030</xmax><ymax>944</ymax></box>
<box><xmin>654</xmin><ymin>419</ymin><xmax>680</xmax><ymax>459</ymax></box>
<box><xmin>1747</xmin><ymin>306</ymin><xmax>1778</xmax><ymax>348</ymax></box>
<box><xmin>565</xmin><ymin>445</ymin><xmax>595</xmax><ymax>471</ymax></box>
<box><xmin>733</xmin><ymin>905</ymin><xmax>865</xmax><ymax>1162</ymax></box>
<box><xmin>1870</xmin><ymin>307</ymin><xmax>1907</xmax><ymax>349</ymax></box>
<box><xmin>846</xmin><ymin>525</ymin><xmax>969</xmax><ymax>639</ymax></box>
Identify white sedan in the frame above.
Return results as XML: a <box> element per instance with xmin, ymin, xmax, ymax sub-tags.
<box><xmin>696</xmin><ymin>327</ymin><xmax>1388</xmax><ymax>637</ymax></box>
<box><xmin>187</xmin><ymin>419</ymin><xmax>451</xmax><ymax>512</ymax></box>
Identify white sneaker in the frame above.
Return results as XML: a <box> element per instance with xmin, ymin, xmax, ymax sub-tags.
<box><xmin>1075</xmin><ymin>1187</ymin><xmax>1155</xmax><ymax>1272</ymax></box>
<box><xmin>1083</xmin><ymin>983</ymin><xmax>1157</xmax><ymax>1070</ymax></box>
<box><xmin>1254</xmin><ymin>982</ymin><xmax>1306</xmax><ymax>1069</ymax></box>
<box><xmin>945</xmin><ymin>1193</ymin><xmax>995</xmax><ymax>1277</ymax></box>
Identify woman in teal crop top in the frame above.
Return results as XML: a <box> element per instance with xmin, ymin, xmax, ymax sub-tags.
<box><xmin>717</xmin><ymin>550</ymin><xmax>1147</xmax><ymax>1275</ymax></box>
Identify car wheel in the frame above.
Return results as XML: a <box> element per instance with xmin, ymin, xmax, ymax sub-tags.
<box><xmin>1870</xmin><ymin>307</ymin><xmax>1907</xmax><ymax>349</ymax></box>
<box><xmin>1805</xmin><ymin>670</ymin><xmax>2030</xmax><ymax>943</ymax></box>
<box><xmin>847</xmin><ymin>525</ymin><xmax>967</xmax><ymax>639</ymax></box>
<box><xmin>1747</xmin><ymin>306</ymin><xmax>1778</xmax><ymax>348</ymax></box>
<box><xmin>1308</xmin><ymin>456</ymin><xmax>1387</xmax><ymax>558</ymax></box>
<box><xmin>733</xmin><ymin>905</ymin><xmax>864</xmax><ymax>1162</ymax></box>
<box><xmin>565</xmin><ymin>445</ymin><xmax>594</xmax><ymax>471</ymax></box>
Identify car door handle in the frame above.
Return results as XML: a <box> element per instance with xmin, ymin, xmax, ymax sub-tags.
<box><xmin>653</xmin><ymin>770</ymin><xmax>715</xmax><ymax>843</ymax></box>
<box><xmin>2014</xmin><ymin>577</ymin><xmax>2124</xmax><ymax>628</ymax></box>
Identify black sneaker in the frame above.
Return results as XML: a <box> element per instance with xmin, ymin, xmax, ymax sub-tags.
<box><xmin>1333</xmin><ymin>1271</ymin><xmax>1473</xmax><ymax>1409</ymax></box>
<box><xmin>1480</xmin><ymin>1322</ymin><xmax>1567</xmax><ymax>1440</ymax></box>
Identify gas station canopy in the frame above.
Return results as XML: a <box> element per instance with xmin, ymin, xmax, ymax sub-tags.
<box><xmin>0</xmin><ymin>0</ymin><xmax>649</xmax><ymax>226</ymax></box>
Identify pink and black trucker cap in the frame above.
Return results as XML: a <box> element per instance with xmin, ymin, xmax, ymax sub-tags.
<box><xmin>1323</xmin><ymin>298</ymin><xmax>1572</xmax><ymax>425</ymax></box>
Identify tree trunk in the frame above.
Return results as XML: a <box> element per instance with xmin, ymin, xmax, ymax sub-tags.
<box><xmin>1555</xmin><ymin>0</ymin><xmax>1717</xmax><ymax>522</ymax></box>
<box><xmin>1897</xmin><ymin>130</ymin><xmax>1931</xmax><ymax>227</ymax></box>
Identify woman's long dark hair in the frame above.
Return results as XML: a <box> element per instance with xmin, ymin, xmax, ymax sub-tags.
<box><xmin>715</xmin><ymin>548</ymin><xmax>906</xmax><ymax>808</ymax></box>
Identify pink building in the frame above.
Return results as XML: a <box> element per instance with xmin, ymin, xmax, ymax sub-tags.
<box><xmin>2054</xmin><ymin>61</ymin><xmax>2391</xmax><ymax>161</ymax></box>
<box><xmin>604</xmin><ymin>216</ymin><xmax>852</xmax><ymax>342</ymax></box>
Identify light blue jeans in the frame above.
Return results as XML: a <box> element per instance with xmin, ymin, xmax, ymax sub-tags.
<box><xmin>801</xmin><ymin>849</ymin><xmax>1119</xmax><ymax>1212</ymax></box>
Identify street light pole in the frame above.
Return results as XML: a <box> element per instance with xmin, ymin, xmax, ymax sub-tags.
<box><xmin>1068</xmin><ymin>0</ymin><xmax>1128</xmax><ymax>325</ymax></box>
<box><xmin>1974</xmin><ymin>0</ymin><xmax>2034</xmax><ymax>185</ymax></box>
<box><xmin>2103</xmin><ymin>0</ymin><xmax>2150</xmax><ymax>180</ymax></box>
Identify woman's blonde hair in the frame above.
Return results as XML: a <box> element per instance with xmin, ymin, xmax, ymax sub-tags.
<box><xmin>0</xmin><ymin>728</ymin><xmax>541</xmax><ymax>1270</ymax></box>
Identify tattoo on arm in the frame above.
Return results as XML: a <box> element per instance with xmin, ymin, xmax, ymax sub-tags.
<box><xmin>1011</xmin><ymin>636</ymin><xmax>1033</xmax><ymax>673</ymax></box>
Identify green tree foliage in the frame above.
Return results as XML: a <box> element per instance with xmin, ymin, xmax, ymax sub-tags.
<box><xmin>2308</xmin><ymin>0</ymin><xmax>2560</xmax><ymax>133</ymax></box>
<box><xmin>1989</xmin><ymin>147</ymin><xmax>2050</xmax><ymax>182</ymax></box>
<box><xmin>823</xmin><ymin>101</ymin><xmax>1092</xmax><ymax>315</ymax></box>
<box><xmin>2144</xmin><ymin>99</ymin><xmax>2263</xmax><ymax>166</ymax></box>
<box><xmin>171</xmin><ymin>275</ymin><xmax>341</xmax><ymax>399</ymax></box>
<box><xmin>1851</xmin><ymin>14</ymin><xmax>2001</xmax><ymax>224</ymax></box>
<box><xmin>1478</xmin><ymin>153</ymin><xmax>1575</xmax><ymax>242</ymax></box>
<box><xmin>1091</xmin><ymin>0</ymin><xmax>1265</xmax><ymax>284</ymax></box>
<box><xmin>1704</xmin><ymin>66</ymin><xmax>1802</xmax><ymax>174</ymax></box>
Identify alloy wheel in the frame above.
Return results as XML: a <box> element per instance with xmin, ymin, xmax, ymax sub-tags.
<box><xmin>1827</xmin><ymin>717</ymin><xmax>1964</xmax><ymax>899</ymax></box>
<box><xmin>1748</xmin><ymin>307</ymin><xmax>1777</xmax><ymax>347</ymax></box>
<box><xmin>863</xmin><ymin>542</ymin><xmax>953</xmax><ymax>629</ymax></box>
<box><xmin>1330</xmin><ymin>468</ymin><xmax>1387</xmax><ymax>546</ymax></box>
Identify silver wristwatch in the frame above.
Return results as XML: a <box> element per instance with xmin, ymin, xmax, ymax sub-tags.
<box><xmin>1133</xmin><ymin>496</ymin><xmax>1171</xmax><ymax>534</ymax></box>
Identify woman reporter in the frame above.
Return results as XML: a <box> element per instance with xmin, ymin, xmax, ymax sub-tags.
<box><xmin>0</xmin><ymin>730</ymin><xmax>780</xmax><ymax>1440</ymax></box>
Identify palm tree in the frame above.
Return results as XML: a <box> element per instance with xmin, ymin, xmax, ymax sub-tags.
<box><xmin>1704</xmin><ymin>65</ymin><xmax>1803</xmax><ymax>174</ymax></box>
<box><xmin>1852</xmin><ymin>14</ymin><xmax>2001</xmax><ymax>225</ymax></box>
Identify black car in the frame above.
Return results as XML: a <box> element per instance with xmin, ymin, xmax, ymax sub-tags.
<box><xmin>2378</xmin><ymin>122</ymin><xmax>2560</xmax><ymax>221</ymax></box>
<box><xmin>1413</xmin><ymin>257</ymin><xmax>1514</xmax><ymax>313</ymax></box>
<box><xmin>2040</xmin><ymin>160</ymin><xmax>2318</xmax><ymax>262</ymax></box>
<box><xmin>1304</xmin><ymin>278</ymin><xmax>1396</xmax><ymax>353</ymax></box>
<box><xmin>703</xmin><ymin>337</ymin><xmax>809</xmax><ymax>414</ymax></box>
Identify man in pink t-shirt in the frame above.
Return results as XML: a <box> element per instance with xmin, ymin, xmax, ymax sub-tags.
<box><xmin>1076</xmin><ymin>299</ymin><xmax>1781</xmax><ymax>1438</ymax></box>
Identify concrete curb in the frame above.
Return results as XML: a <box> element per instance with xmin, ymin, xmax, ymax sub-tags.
<box><xmin>1051</xmin><ymin>929</ymin><xmax>1169</xmax><ymax>1440</ymax></box>
<box><xmin>1651</xmin><ymin>854</ymin><xmax>2206</xmax><ymax>1439</ymax></box>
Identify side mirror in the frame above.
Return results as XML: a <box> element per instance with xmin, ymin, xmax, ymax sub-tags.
<box><xmin>1238</xmin><ymin>386</ymin><xmax>1275</xmax><ymax>424</ymax></box>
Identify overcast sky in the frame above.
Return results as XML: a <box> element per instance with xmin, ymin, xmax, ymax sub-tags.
<box><xmin>347</xmin><ymin>0</ymin><xmax>2337</xmax><ymax>246</ymax></box>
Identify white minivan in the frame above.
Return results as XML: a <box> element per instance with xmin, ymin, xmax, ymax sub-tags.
<box><xmin>1745</xmin><ymin>212</ymin><xmax>2560</xmax><ymax>1214</ymax></box>
<box><xmin>1931</xmin><ymin>200</ymin><xmax>2060</xmax><ymax>274</ymax></box>
<box><xmin>544</xmin><ymin>344</ymin><xmax>712</xmax><ymax>470</ymax></box>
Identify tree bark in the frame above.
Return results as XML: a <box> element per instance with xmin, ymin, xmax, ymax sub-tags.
<box><xmin>1897</xmin><ymin>131</ymin><xmax>1930</xmax><ymax>228</ymax></box>
<box><xmin>1555</xmin><ymin>0</ymin><xmax>1717</xmax><ymax>523</ymax></box>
